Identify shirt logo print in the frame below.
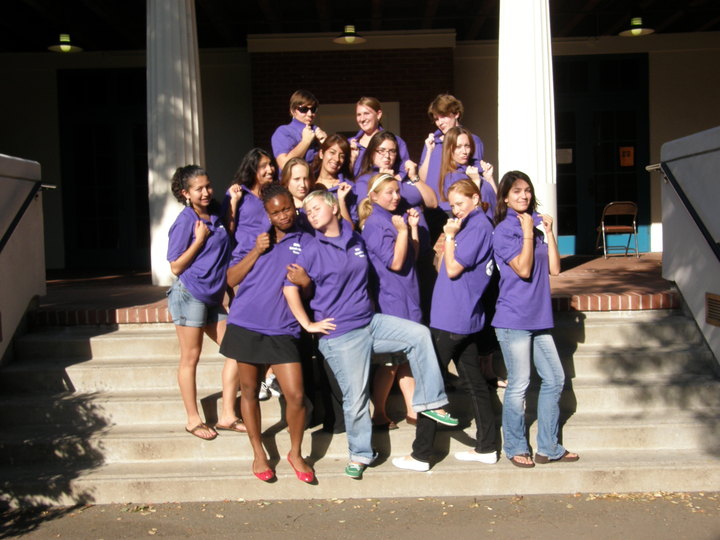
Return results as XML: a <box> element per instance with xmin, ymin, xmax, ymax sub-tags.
<box><xmin>289</xmin><ymin>242</ymin><xmax>302</xmax><ymax>255</ymax></box>
<box><xmin>353</xmin><ymin>247</ymin><xmax>366</xmax><ymax>258</ymax></box>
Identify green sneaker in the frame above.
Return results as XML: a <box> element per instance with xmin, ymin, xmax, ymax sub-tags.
<box><xmin>420</xmin><ymin>409</ymin><xmax>459</xmax><ymax>426</ymax></box>
<box><xmin>344</xmin><ymin>462</ymin><xmax>365</xmax><ymax>479</ymax></box>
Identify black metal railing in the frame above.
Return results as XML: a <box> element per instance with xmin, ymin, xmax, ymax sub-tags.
<box><xmin>0</xmin><ymin>180</ymin><xmax>55</xmax><ymax>255</ymax></box>
<box><xmin>647</xmin><ymin>161</ymin><xmax>720</xmax><ymax>264</ymax></box>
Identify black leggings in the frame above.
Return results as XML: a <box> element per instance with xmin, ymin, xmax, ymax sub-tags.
<box><xmin>411</xmin><ymin>328</ymin><xmax>497</xmax><ymax>462</ymax></box>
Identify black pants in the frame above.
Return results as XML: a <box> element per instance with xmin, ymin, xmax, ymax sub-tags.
<box><xmin>411</xmin><ymin>328</ymin><xmax>497</xmax><ymax>462</ymax></box>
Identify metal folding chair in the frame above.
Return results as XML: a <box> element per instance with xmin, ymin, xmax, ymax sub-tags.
<box><xmin>595</xmin><ymin>201</ymin><xmax>639</xmax><ymax>258</ymax></box>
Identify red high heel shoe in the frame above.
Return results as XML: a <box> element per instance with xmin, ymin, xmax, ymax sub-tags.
<box><xmin>287</xmin><ymin>453</ymin><xmax>315</xmax><ymax>483</ymax></box>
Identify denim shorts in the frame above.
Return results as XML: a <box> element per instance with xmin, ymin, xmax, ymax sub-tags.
<box><xmin>166</xmin><ymin>279</ymin><xmax>227</xmax><ymax>328</ymax></box>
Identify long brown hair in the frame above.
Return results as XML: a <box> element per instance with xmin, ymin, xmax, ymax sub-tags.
<box><xmin>438</xmin><ymin>126</ymin><xmax>475</xmax><ymax>202</ymax></box>
<box><xmin>494</xmin><ymin>171</ymin><xmax>537</xmax><ymax>225</ymax></box>
<box><xmin>311</xmin><ymin>133</ymin><xmax>352</xmax><ymax>181</ymax></box>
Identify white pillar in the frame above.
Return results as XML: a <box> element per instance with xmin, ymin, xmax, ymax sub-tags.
<box><xmin>498</xmin><ymin>0</ymin><xmax>557</xmax><ymax>225</ymax></box>
<box><xmin>147</xmin><ymin>0</ymin><xmax>205</xmax><ymax>286</ymax></box>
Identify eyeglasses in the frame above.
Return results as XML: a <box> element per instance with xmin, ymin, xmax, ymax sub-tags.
<box><xmin>297</xmin><ymin>105</ymin><xmax>318</xmax><ymax>114</ymax></box>
<box><xmin>376</xmin><ymin>148</ymin><xmax>398</xmax><ymax>156</ymax></box>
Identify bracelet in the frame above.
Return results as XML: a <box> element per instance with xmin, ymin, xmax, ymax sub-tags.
<box><xmin>409</xmin><ymin>176</ymin><xmax>420</xmax><ymax>184</ymax></box>
<box><xmin>445</xmin><ymin>235</ymin><xmax>455</xmax><ymax>241</ymax></box>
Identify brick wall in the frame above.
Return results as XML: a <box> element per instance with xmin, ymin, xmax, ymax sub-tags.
<box><xmin>250</xmin><ymin>47</ymin><xmax>454</xmax><ymax>165</ymax></box>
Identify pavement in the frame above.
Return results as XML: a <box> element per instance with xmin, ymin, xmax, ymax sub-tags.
<box><xmin>2</xmin><ymin>492</ymin><xmax>719</xmax><ymax>539</ymax></box>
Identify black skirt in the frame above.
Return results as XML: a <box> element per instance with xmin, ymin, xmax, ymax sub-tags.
<box><xmin>220</xmin><ymin>324</ymin><xmax>301</xmax><ymax>365</ymax></box>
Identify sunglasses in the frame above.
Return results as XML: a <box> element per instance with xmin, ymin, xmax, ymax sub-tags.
<box><xmin>297</xmin><ymin>105</ymin><xmax>318</xmax><ymax>114</ymax></box>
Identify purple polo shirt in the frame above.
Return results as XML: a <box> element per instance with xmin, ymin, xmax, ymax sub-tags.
<box><xmin>167</xmin><ymin>206</ymin><xmax>231</xmax><ymax>306</ymax></box>
<box><xmin>288</xmin><ymin>221</ymin><xmax>373</xmax><ymax>339</ymax></box>
<box><xmin>323</xmin><ymin>176</ymin><xmax>359</xmax><ymax>225</ymax></box>
<box><xmin>440</xmin><ymin>164</ymin><xmax>496</xmax><ymax>218</ymax></box>
<box><xmin>224</xmin><ymin>186</ymin><xmax>271</xmax><ymax>264</ymax></box>
<box><xmin>492</xmin><ymin>209</ymin><xmax>554</xmax><ymax>330</ymax></box>
<box><xmin>355</xmin><ymin>170</ymin><xmax>431</xmax><ymax>254</ymax></box>
<box><xmin>271</xmin><ymin>118</ymin><xmax>319</xmax><ymax>164</ymax></box>
<box><xmin>228</xmin><ymin>228</ymin><xmax>306</xmax><ymax>337</ymax></box>
<box><xmin>420</xmin><ymin>128</ymin><xmax>484</xmax><ymax>201</ymax></box>
<box><xmin>351</xmin><ymin>127</ymin><xmax>412</xmax><ymax>177</ymax></box>
<box><xmin>361</xmin><ymin>204</ymin><xmax>422</xmax><ymax>323</ymax></box>
<box><xmin>430</xmin><ymin>208</ymin><xmax>494</xmax><ymax>334</ymax></box>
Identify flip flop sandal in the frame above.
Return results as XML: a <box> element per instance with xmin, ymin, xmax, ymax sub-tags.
<box><xmin>185</xmin><ymin>422</ymin><xmax>217</xmax><ymax>440</ymax></box>
<box><xmin>535</xmin><ymin>450</ymin><xmax>580</xmax><ymax>464</ymax></box>
<box><xmin>215</xmin><ymin>420</ymin><xmax>247</xmax><ymax>433</ymax></box>
<box><xmin>509</xmin><ymin>453</ymin><xmax>535</xmax><ymax>468</ymax></box>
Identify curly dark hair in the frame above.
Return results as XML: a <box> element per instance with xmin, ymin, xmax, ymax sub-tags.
<box><xmin>260</xmin><ymin>182</ymin><xmax>293</xmax><ymax>207</ymax></box>
<box><xmin>170</xmin><ymin>165</ymin><xmax>208</xmax><ymax>203</ymax></box>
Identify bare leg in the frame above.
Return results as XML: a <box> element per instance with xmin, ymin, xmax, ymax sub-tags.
<box><xmin>272</xmin><ymin>363</ymin><xmax>312</xmax><ymax>474</ymax></box>
<box><xmin>206</xmin><ymin>320</ymin><xmax>244</xmax><ymax>428</ymax></box>
<box><xmin>237</xmin><ymin>362</ymin><xmax>269</xmax><ymax>474</ymax></box>
<box><xmin>175</xmin><ymin>325</ymin><xmax>215</xmax><ymax>439</ymax></box>
<box><xmin>396</xmin><ymin>363</ymin><xmax>417</xmax><ymax>421</ymax></box>
<box><xmin>371</xmin><ymin>365</ymin><xmax>397</xmax><ymax>425</ymax></box>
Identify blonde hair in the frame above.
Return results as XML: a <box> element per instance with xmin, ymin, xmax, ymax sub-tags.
<box><xmin>302</xmin><ymin>189</ymin><xmax>341</xmax><ymax>218</ymax></box>
<box><xmin>358</xmin><ymin>173</ymin><xmax>397</xmax><ymax>230</ymax></box>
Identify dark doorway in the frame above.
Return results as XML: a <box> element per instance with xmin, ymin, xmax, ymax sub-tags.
<box><xmin>554</xmin><ymin>54</ymin><xmax>650</xmax><ymax>255</ymax></box>
<box><xmin>57</xmin><ymin>68</ymin><xmax>149</xmax><ymax>271</ymax></box>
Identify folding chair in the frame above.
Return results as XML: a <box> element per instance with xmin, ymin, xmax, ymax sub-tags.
<box><xmin>595</xmin><ymin>201</ymin><xmax>639</xmax><ymax>259</ymax></box>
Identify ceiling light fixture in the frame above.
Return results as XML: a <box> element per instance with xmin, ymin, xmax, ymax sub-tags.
<box><xmin>619</xmin><ymin>17</ymin><xmax>654</xmax><ymax>37</ymax></box>
<box><xmin>333</xmin><ymin>25</ymin><xmax>366</xmax><ymax>45</ymax></box>
<box><xmin>48</xmin><ymin>33</ymin><xmax>83</xmax><ymax>53</ymax></box>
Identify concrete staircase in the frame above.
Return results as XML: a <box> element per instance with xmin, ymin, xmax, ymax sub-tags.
<box><xmin>1</xmin><ymin>308</ymin><xmax>719</xmax><ymax>507</ymax></box>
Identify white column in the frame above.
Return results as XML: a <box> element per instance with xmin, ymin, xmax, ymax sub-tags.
<box><xmin>498</xmin><ymin>0</ymin><xmax>556</xmax><ymax>225</ymax></box>
<box><xmin>147</xmin><ymin>0</ymin><xmax>205</xmax><ymax>286</ymax></box>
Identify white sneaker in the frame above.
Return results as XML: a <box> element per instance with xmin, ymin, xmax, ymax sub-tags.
<box><xmin>392</xmin><ymin>455</ymin><xmax>430</xmax><ymax>472</ymax></box>
<box><xmin>266</xmin><ymin>376</ymin><xmax>282</xmax><ymax>397</ymax></box>
<box><xmin>257</xmin><ymin>381</ymin><xmax>270</xmax><ymax>401</ymax></box>
<box><xmin>454</xmin><ymin>450</ymin><xmax>498</xmax><ymax>464</ymax></box>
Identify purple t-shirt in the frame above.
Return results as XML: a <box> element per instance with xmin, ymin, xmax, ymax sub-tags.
<box><xmin>321</xmin><ymin>176</ymin><xmax>359</xmax><ymax>225</ymax></box>
<box><xmin>351</xmin><ymin>127</ymin><xmax>412</xmax><ymax>178</ymax></box>
<box><xmin>361</xmin><ymin>204</ymin><xmax>422</xmax><ymax>323</ymax></box>
<box><xmin>228</xmin><ymin>228</ymin><xmax>306</xmax><ymax>337</ymax></box>
<box><xmin>167</xmin><ymin>206</ymin><xmax>231</xmax><ymax>306</ymax></box>
<box><xmin>355</xmin><ymin>170</ymin><xmax>430</xmax><ymax>254</ymax></box>
<box><xmin>440</xmin><ymin>164</ymin><xmax>496</xmax><ymax>218</ymax></box>
<box><xmin>420</xmin><ymin>128</ymin><xmax>484</xmax><ymax>201</ymax></box>
<box><xmin>224</xmin><ymin>186</ymin><xmax>270</xmax><ymax>264</ymax></box>
<box><xmin>492</xmin><ymin>208</ymin><xmax>554</xmax><ymax>330</ymax></box>
<box><xmin>271</xmin><ymin>118</ymin><xmax>320</xmax><ymax>164</ymax></box>
<box><xmin>289</xmin><ymin>221</ymin><xmax>373</xmax><ymax>339</ymax></box>
<box><xmin>430</xmin><ymin>208</ymin><xmax>494</xmax><ymax>334</ymax></box>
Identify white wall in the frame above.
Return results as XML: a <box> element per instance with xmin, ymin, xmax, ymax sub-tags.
<box><xmin>0</xmin><ymin>155</ymin><xmax>45</xmax><ymax>364</ymax></box>
<box><xmin>661</xmin><ymin>126</ymin><xmax>720</xmax><ymax>365</ymax></box>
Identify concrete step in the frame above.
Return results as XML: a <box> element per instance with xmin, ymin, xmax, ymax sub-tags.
<box><xmin>13</xmin><ymin>311</ymin><xmax>705</xmax><ymax>366</ymax></box>
<box><xmin>0</xmin><ymin>410</ymin><xmax>717</xmax><ymax>467</ymax></box>
<box><xmin>552</xmin><ymin>310</ymin><xmax>704</xmax><ymax>348</ymax></box>
<box><xmin>2</xmin><ymin>449</ymin><xmax>719</xmax><ymax>507</ymax></box>
<box><xmin>1</xmin><ymin>374</ymin><xmax>718</xmax><ymax>428</ymax></box>
<box><xmin>3</xmin><ymin>342</ymin><xmax>716</xmax><ymax>394</ymax></box>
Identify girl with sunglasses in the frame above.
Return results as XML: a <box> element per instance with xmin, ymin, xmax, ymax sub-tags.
<box><xmin>271</xmin><ymin>89</ymin><xmax>327</xmax><ymax>171</ymax></box>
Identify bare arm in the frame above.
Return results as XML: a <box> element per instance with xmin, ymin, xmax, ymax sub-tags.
<box><xmin>283</xmin><ymin>285</ymin><xmax>336</xmax><ymax>334</ymax></box>
<box><xmin>389</xmin><ymin>216</ymin><xmax>410</xmax><ymax>272</ymax></box>
<box><xmin>226</xmin><ymin>233</ymin><xmax>270</xmax><ymax>288</ymax></box>
<box><xmin>418</xmin><ymin>133</ymin><xmax>435</xmax><ymax>183</ymax></box>
<box><xmin>276</xmin><ymin>125</ymin><xmax>318</xmax><ymax>170</ymax></box>
<box><xmin>541</xmin><ymin>214</ymin><xmax>561</xmax><ymax>276</ymax></box>
<box><xmin>169</xmin><ymin>220</ymin><xmax>209</xmax><ymax>276</ymax></box>
<box><xmin>507</xmin><ymin>213</ymin><xmax>536</xmax><ymax>279</ymax></box>
<box><xmin>441</xmin><ymin>218</ymin><xmax>465</xmax><ymax>279</ymax></box>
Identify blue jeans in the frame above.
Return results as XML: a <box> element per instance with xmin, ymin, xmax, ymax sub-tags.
<box><xmin>318</xmin><ymin>313</ymin><xmax>448</xmax><ymax>465</ymax></box>
<box><xmin>495</xmin><ymin>328</ymin><xmax>566</xmax><ymax>460</ymax></box>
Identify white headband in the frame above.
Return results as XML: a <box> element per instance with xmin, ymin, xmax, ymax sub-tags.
<box><xmin>369</xmin><ymin>173</ymin><xmax>395</xmax><ymax>194</ymax></box>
